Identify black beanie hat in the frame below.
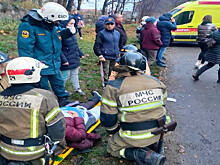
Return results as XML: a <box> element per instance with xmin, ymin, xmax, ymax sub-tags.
<box><xmin>163</xmin><ymin>13</ymin><xmax>173</xmax><ymax>20</ymax></box>
<box><xmin>203</xmin><ymin>15</ymin><xmax>212</xmax><ymax>23</ymax></box>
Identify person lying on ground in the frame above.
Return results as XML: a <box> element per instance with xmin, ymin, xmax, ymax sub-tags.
<box><xmin>61</xmin><ymin>91</ymin><xmax>102</xmax><ymax>150</ymax></box>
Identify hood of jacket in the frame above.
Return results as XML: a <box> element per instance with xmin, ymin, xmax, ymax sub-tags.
<box><xmin>99</xmin><ymin>15</ymin><xmax>108</xmax><ymax>21</ymax></box>
<box><xmin>159</xmin><ymin>15</ymin><xmax>170</xmax><ymax>21</ymax></box>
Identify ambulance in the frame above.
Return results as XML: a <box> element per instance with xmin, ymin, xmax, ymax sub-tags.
<box><xmin>170</xmin><ymin>0</ymin><xmax>220</xmax><ymax>43</ymax></box>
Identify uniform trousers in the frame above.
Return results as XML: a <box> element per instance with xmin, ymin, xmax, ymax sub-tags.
<box><xmin>40</xmin><ymin>72</ymin><xmax>69</xmax><ymax>98</ymax></box>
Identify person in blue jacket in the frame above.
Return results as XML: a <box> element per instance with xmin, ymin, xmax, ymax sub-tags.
<box><xmin>60</xmin><ymin>16</ymin><xmax>85</xmax><ymax>95</ymax></box>
<box><xmin>71</xmin><ymin>7</ymin><xmax>84</xmax><ymax>39</ymax></box>
<box><xmin>157</xmin><ymin>13</ymin><xmax>177</xmax><ymax>67</ymax></box>
<box><xmin>17</xmin><ymin>2</ymin><xmax>76</xmax><ymax>107</ymax></box>
<box><xmin>93</xmin><ymin>17</ymin><xmax>123</xmax><ymax>85</ymax></box>
<box><xmin>95</xmin><ymin>15</ymin><xmax>108</xmax><ymax>34</ymax></box>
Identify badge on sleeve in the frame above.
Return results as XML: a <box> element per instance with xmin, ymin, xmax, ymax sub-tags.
<box><xmin>21</xmin><ymin>30</ymin><xmax>29</xmax><ymax>38</ymax></box>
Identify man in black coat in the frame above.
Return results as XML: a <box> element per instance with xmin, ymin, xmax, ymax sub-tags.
<box><xmin>114</xmin><ymin>14</ymin><xmax>127</xmax><ymax>46</ymax></box>
<box><xmin>157</xmin><ymin>13</ymin><xmax>177</xmax><ymax>67</ymax></box>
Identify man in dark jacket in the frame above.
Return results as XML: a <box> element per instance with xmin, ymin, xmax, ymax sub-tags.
<box><xmin>17</xmin><ymin>2</ymin><xmax>75</xmax><ymax>107</ymax></box>
<box><xmin>142</xmin><ymin>17</ymin><xmax>163</xmax><ymax>66</ymax></box>
<box><xmin>157</xmin><ymin>13</ymin><xmax>177</xmax><ymax>67</ymax></box>
<box><xmin>114</xmin><ymin>14</ymin><xmax>127</xmax><ymax>46</ymax></box>
<box><xmin>93</xmin><ymin>17</ymin><xmax>123</xmax><ymax>85</ymax></box>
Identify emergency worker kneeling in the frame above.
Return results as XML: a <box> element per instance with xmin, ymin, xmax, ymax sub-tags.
<box><xmin>101</xmin><ymin>52</ymin><xmax>175</xmax><ymax>165</ymax></box>
<box><xmin>0</xmin><ymin>57</ymin><xmax>66</xmax><ymax>165</ymax></box>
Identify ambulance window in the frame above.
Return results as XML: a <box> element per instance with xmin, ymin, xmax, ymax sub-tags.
<box><xmin>174</xmin><ymin>11</ymin><xmax>194</xmax><ymax>25</ymax></box>
<box><xmin>170</xmin><ymin>8</ymin><xmax>182</xmax><ymax>15</ymax></box>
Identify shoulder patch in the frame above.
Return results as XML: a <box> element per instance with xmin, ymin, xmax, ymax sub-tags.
<box><xmin>21</xmin><ymin>30</ymin><xmax>29</xmax><ymax>38</ymax></box>
<box><xmin>107</xmin><ymin>77</ymin><xmax>125</xmax><ymax>90</ymax></box>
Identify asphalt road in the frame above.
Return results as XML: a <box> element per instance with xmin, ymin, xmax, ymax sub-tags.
<box><xmin>165</xmin><ymin>45</ymin><xmax>220</xmax><ymax>165</ymax></box>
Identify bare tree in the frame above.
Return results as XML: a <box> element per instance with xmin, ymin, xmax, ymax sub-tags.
<box><xmin>62</xmin><ymin>0</ymin><xmax>68</xmax><ymax>8</ymax></box>
<box><xmin>77</xmin><ymin>0</ymin><xmax>82</xmax><ymax>10</ymax></box>
<box><xmin>131</xmin><ymin>0</ymin><xmax>136</xmax><ymax>21</ymax></box>
<box><xmin>171</xmin><ymin>0</ymin><xmax>188</xmax><ymax>8</ymax></box>
<box><xmin>57</xmin><ymin>0</ymin><xmax>63</xmax><ymax>5</ymax></box>
<box><xmin>136</xmin><ymin>0</ymin><xmax>161</xmax><ymax>20</ymax></box>
<box><xmin>38</xmin><ymin>0</ymin><xmax>42</xmax><ymax>6</ymax></box>
<box><xmin>66</xmin><ymin>0</ymin><xmax>74</xmax><ymax>11</ymax></box>
<box><xmin>102</xmin><ymin>0</ymin><xmax>109</xmax><ymax>15</ymax></box>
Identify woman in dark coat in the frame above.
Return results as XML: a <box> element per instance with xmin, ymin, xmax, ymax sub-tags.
<box><xmin>60</xmin><ymin>16</ymin><xmax>85</xmax><ymax>95</ymax></box>
<box><xmin>142</xmin><ymin>17</ymin><xmax>163</xmax><ymax>66</ymax></box>
<box><xmin>192</xmin><ymin>28</ymin><xmax>220</xmax><ymax>83</ymax></box>
<box><xmin>195</xmin><ymin>15</ymin><xmax>217</xmax><ymax>69</ymax></box>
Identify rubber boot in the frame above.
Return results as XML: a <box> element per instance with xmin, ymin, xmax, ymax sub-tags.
<box><xmin>192</xmin><ymin>74</ymin><xmax>199</xmax><ymax>81</ymax></box>
<box><xmin>58</xmin><ymin>96</ymin><xmax>72</xmax><ymax>107</ymax></box>
<box><xmin>125</xmin><ymin>147</ymin><xmax>166</xmax><ymax>165</ymax></box>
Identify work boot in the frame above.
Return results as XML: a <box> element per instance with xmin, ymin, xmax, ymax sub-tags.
<box><xmin>156</xmin><ymin>62</ymin><xmax>166</xmax><ymax>67</ymax></box>
<box><xmin>125</xmin><ymin>147</ymin><xmax>166</xmax><ymax>165</ymax></box>
<box><xmin>192</xmin><ymin>74</ymin><xmax>199</xmax><ymax>81</ymax></box>
<box><xmin>58</xmin><ymin>96</ymin><xmax>72</xmax><ymax>107</ymax></box>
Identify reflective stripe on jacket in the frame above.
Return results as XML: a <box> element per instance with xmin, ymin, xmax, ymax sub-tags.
<box><xmin>0</xmin><ymin>88</ymin><xmax>65</xmax><ymax>161</ymax></box>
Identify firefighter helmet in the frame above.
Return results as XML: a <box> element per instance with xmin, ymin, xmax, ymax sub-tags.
<box><xmin>6</xmin><ymin>57</ymin><xmax>47</xmax><ymax>84</ymax></box>
<box><xmin>120</xmin><ymin>44</ymin><xmax>138</xmax><ymax>55</ymax></box>
<box><xmin>37</xmin><ymin>2</ymin><xmax>68</xmax><ymax>22</ymax></box>
<box><xmin>119</xmin><ymin>52</ymin><xmax>147</xmax><ymax>71</ymax></box>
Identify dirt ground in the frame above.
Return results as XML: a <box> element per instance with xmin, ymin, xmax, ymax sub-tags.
<box><xmin>160</xmin><ymin>53</ymin><xmax>183</xmax><ymax>165</ymax></box>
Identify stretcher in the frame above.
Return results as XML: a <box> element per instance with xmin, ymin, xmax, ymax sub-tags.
<box><xmin>49</xmin><ymin>102</ymin><xmax>101</xmax><ymax>165</ymax></box>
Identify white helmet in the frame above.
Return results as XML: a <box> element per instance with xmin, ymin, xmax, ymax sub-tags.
<box><xmin>6</xmin><ymin>57</ymin><xmax>47</xmax><ymax>84</ymax></box>
<box><xmin>37</xmin><ymin>2</ymin><xmax>68</xmax><ymax>22</ymax></box>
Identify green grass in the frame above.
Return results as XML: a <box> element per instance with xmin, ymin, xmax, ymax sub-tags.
<box><xmin>0</xmin><ymin>18</ymin><xmax>162</xmax><ymax>164</ymax></box>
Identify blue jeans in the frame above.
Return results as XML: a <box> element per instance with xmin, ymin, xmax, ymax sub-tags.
<box><xmin>61</xmin><ymin>67</ymin><xmax>80</xmax><ymax>91</ymax></box>
<box><xmin>40</xmin><ymin>72</ymin><xmax>69</xmax><ymax>98</ymax></box>
<box><xmin>157</xmin><ymin>47</ymin><xmax>167</xmax><ymax>64</ymax></box>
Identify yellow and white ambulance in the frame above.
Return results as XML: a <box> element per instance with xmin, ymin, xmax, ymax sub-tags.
<box><xmin>170</xmin><ymin>0</ymin><xmax>220</xmax><ymax>43</ymax></box>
